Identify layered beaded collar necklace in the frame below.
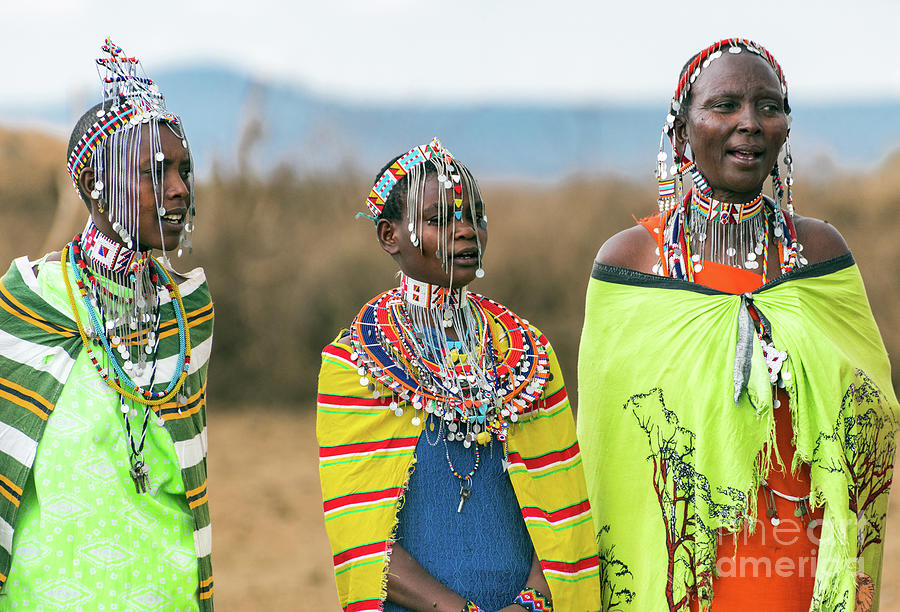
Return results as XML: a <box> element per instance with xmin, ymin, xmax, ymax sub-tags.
<box><xmin>659</xmin><ymin>171</ymin><xmax>805</xmax><ymax>284</ymax></box>
<box><xmin>349</xmin><ymin>274</ymin><xmax>550</xmax><ymax>446</ymax></box>
<box><xmin>61</xmin><ymin>220</ymin><xmax>191</xmax><ymax>493</ymax></box>
<box><xmin>350</xmin><ymin>274</ymin><xmax>550</xmax><ymax>512</ymax></box>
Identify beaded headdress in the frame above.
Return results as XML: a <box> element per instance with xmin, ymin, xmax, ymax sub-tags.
<box><xmin>653</xmin><ymin>38</ymin><xmax>804</xmax><ymax>283</ymax></box>
<box><xmin>656</xmin><ymin>38</ymin><xmax>794</xmax><ymax>218</ymax></box>
<box><xmin>67</xmin><ymin>38</ymin><xmax>194</xmax><ymax>258</ymax></box>
<box><xmin>363</xmin><ymin>137</ymin><xmax>486</xmax><ymax>281</ymax></box>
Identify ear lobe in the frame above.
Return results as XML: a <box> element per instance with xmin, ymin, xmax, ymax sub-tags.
<box><xmin>377</xmin><ymin>219</ymin><xmax>401</xmax><ymax>255</ymax></box>
<box><xmin>78</xmin><ymin>168</ymin><xmax>97</xmax><ymax>203</ymax></box>
<box><xmin>672</xmin><ymin>117</ymin><xmax>689</xmax><ymax>161</ymax></box>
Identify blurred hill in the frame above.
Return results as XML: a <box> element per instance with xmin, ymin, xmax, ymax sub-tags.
<box><xmin>2</xmin><ymin>126</ymin><xmax>899</xmax><ymax>407</ymax></box>
<box><xmin>3</xmin><ymin>65</ymin><xmax>900</xmax><ymax>181</ymax></box>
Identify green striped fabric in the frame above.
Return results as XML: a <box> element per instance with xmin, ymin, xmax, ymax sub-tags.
<box><xmin>0</xmin><ymin>255</ymin><xmax>215</xmax><ymax>609</ymax></box>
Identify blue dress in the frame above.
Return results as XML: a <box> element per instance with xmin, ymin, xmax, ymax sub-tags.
<box><xmin>383</xmin><ymin>415</ymin><xmax>534</xmax><ymax>612</ymax></box>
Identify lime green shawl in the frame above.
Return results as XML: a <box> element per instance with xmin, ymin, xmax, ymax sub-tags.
<box><xmin>577</xmin><ymin>254</ymin><xmax>898</xmax><ymax>611</ymax></box>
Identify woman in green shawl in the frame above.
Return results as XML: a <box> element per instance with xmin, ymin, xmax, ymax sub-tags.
<box><xmin>578</xmin><ymin>37</ymin><xmax>897</xmax><ymax>611</ymax></box>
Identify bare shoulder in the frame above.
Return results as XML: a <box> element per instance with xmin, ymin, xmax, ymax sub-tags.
<box><xmin>335</xmin><ymin>331</ymin><xmax>352</xmax><ymax>348</ymax></box>
<box><xmin>594</xmin><ymin>225</ymin><xmax>659</xmax><ymax>274</ymax></box>
<box><xmin>792</xmin><ymin>214</ymin><xmax>850</xmax><ymax>265</ymax></box>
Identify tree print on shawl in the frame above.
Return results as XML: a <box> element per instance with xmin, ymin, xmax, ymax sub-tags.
<box><xmin>810</xmin><ymin>370</ymin><xmax>897</xmax><ymax>612</ymax></box>
<box><xmin>597</xmin><ymin>524</ymin><xmax>635</xmax><ymax>610</ymax></box>
<box><xmin>624</xmin><ymin>389</ymin><xmax>747</xmax><ymax>611</ymax></box>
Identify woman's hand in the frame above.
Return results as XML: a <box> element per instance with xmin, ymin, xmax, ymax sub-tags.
<box><xmin>385</xmin><ymin>543</ymin><xmax>468</xmax><ymax>612</ymax></box>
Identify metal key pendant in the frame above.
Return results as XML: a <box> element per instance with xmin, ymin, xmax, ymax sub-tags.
<box><xmin>130</xmin><ymin>460</ymin><xmax>149</xmax><ymax>494</ymax></box>
<box><xmin>794</xmin><ymin>499</ymin><xmax>809</xmax><ymax>525</ymax></box>
<box><xmin>457</xmin><ymin>484</ymin><xmax>471</xmax><ymax>513</ymax></box>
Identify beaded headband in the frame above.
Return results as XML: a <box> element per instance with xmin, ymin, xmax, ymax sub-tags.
<box><xmin>365</xmin><ymin>137</ymin><xmax>486</xmax><ymax>282</ymax></box>
<box><xmin>667</xmin><ymin>37</ymin><xmax>787</xmax><ymax>130</ymax></box>
<box><xmin>67</xmin><ymin>39</ymin><xmax>181</xmax><ymax>192</ymax></box>
<box><xmin>364</xmin><ymin>137</ymin><xmax>454</xmax><ymax>218</ymax></box>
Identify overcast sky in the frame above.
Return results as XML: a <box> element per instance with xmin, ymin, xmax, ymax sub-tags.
<box><xmin>2</xmin><ymin>0</ymin><xmax>899</xmax><ymax>107</ymax></box>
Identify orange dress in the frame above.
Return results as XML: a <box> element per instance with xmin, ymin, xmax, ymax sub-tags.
<box><xmin>640</xmin><ymin>218</ymin><xmax>823</xmax><ymax>610</ymax></box>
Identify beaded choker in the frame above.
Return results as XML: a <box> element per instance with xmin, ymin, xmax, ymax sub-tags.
<box><xmin>690</xmin><ymin>191</ymin><xmax>764</xmax><ymax>225</ymax></box>
<box><xmin>349</xmin><ymin>274</ymin><xmax>550</xmax><ymax>446</ymax></box>
<box><xmin>400</xmin><ymin>274</ymin><xmax>467</xmax><ymax>315</ymax></box>
<box><xmin>81</xmin><ymin>218</ymin><xmax>144</xmax><ymax>275</ymax></box>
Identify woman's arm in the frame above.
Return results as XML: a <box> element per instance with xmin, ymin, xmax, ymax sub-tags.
<box><xmin>386</xmin><ymin>543</ymin><xmax>468</xmax><ymax>612</ymax></box>
<box><xmin>496</xmin><ymin>552</ymin><xmax>552</xmax><ymax>612</ymax></box>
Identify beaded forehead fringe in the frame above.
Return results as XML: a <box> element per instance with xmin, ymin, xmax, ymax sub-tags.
<box><xmin>67</xmin><ymin>38</ymin><xmax>195</xmax><ymax>261</ymax></box>
<box><xmin>363</xmin><ymin>138</ymin><xmax>485</xmax><ymax>283</ymax></box>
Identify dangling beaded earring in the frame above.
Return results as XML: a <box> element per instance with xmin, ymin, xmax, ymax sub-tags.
<box><xmin>657</xmin><ymin>132</ymin><xmax>676</xmax><ymax>214</ymax></box>
<box><xmin>782</xmin><ymin>138</ymin><xmax>795</xmax><ymax>218</ymax></box>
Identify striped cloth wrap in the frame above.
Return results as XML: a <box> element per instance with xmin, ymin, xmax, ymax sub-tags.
<box><xmin>0</xmin><ymin>255</ymin><xmax>215</xmax><ymax>609</ymax></box>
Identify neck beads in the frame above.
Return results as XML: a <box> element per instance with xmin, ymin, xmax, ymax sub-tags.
<box><xmin>61</xmin><ymin>220</ymin><xmax>192</xmax><ymax>493</ymax></box>
<box><xmin>656</xmin><ymin>168</ymin><xmax>806</xmax><ymax>284</ymax></box>
<box><xmin>349</xmin><ymin>274</ymin><xmax>550</xmax><ymax>509</ymax></box>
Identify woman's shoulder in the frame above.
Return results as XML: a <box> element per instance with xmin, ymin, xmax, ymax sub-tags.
<box><xmin>792</xmin><ymin>214</ymin><xmax>850</xmax><ymax>265</ymax></box>
<box><xmin>593</xmin><ymin>224</ymin><xmax>659</xmax><ymax>274</ymax></box>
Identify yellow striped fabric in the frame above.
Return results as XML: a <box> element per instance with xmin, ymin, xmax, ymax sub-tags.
<box><xmin>318</xmin><ymin>320</ymin><xmax>602</xmax><ymax>612</ymax></box>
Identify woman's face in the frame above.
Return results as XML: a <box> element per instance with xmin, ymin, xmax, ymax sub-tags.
<box><xmin>676</xmin><ymin>51</ymin><xmax>789</xmax><ymax>203</ymax></box>
<box><xmin>379</xmin><ymin>173</ymin><xmax>487</xmax><ymax>288</ymax></box>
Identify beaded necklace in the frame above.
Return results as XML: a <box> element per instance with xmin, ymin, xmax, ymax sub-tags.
<box><xmin>61</xmin><ymin>228</ymin><xmax>192</xmax><ymax>493</ymax></box>
<box><xmin>658</xmin><ymin>188</ymin><xmax>804</xmax><ymax>285</ymax></box>
<box><xmin>63</xmin><ymin>240</ymin><xmax>191</xmax><ymax>405</ymax></box>
<box><xmin>350</xmin><ymin>274</ymin><xmax>550</xmax><ymax>512</ymax></box>
<box><xmin>350</xmin><ymin>275</ymin><xmax>549</xmax><ymax>445</ymax></box>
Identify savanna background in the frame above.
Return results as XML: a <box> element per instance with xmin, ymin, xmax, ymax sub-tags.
<box><xmin>2</xmin><ymin>124</ymin><xmax>899</xmax><ymax>609</ymax></box>
<box><xmin>4</xmin><ymin>1</ymin><xmax>900</xmax><ymax>608</ymax></box>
